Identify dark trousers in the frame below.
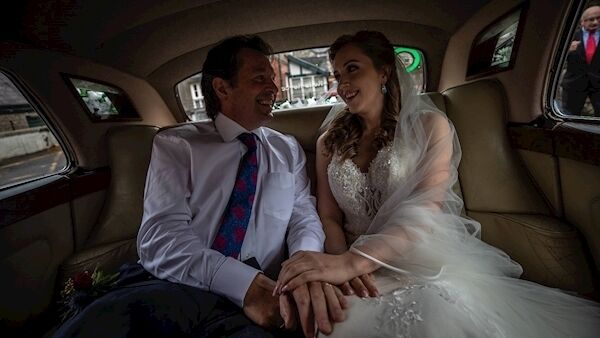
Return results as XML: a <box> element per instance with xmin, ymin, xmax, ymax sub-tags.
<box><xmin>53</xmin><ymin>264</ymin><xmax>299</xmax><ymax>338</ymax></box>
<box><xmin>562</xmin><ymin>84</ymin><xmax>600</xmax><ymax>116</ymax></box>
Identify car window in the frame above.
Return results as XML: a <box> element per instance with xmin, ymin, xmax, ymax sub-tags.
<box><xmin>176</xmin><ymin>46</ymin><xmax>426</xmax><ymax>121</ymax></box>
<box><xmin>0</xmin><ymin>71</ymin><xmax>68</xmax><ymax>189</ymax></box>
<box><xmin>550</xmin><ymin>0</ymin><xmax>600</xmax><ymax>121</ymax></box>
<box><xmin>64</xmin><ymin>75</ymin><xmax>141</xmax><ymax>121</ymax></box>
<box><xmin>466</xmin><ymin>4</ymin><xmax>526</xmax><ymax>79</ymax></box>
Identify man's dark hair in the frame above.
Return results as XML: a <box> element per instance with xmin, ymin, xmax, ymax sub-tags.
<box><xmin>201</xmin><ymin>35</ymin><xmax>273</xmax><ymax>120</ymax></box>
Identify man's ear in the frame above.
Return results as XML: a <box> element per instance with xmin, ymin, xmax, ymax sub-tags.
<box><xmin>212</xmin><ymin>77</ymin><xmax>231</xmax><ymax>101</ymax></box>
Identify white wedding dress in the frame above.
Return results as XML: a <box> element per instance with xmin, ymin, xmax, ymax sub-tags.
<box><xmin>323</xmin><ymin>146</ymin><xmax>600</xmax><ymax>338</ymax></box>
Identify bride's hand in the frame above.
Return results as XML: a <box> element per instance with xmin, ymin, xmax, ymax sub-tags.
<box><xmin>275</xmin><ymin>251</ymin><xmax>355</xmax><ymax>294</ymax></box>
<box><xmin>340</xmin><ymin>274</ymin><xmax>379</xmax><ymax>298</ymax></box>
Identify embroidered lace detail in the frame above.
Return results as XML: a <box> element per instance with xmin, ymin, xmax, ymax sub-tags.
<box><xmin>327</xmin><ymin>145</ymin><xmax>408</xmax><ymax>244</ymax></box>
<box><xmin>374</xmin><ymin>282</ymin><xmax>425</xmax><ymax>337</ymax></box>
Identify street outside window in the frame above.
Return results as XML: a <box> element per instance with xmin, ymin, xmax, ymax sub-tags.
<box><xmin>0</xmin><ymin>71</ymin><xmax>67</xmax><ymax>189</ymax></box>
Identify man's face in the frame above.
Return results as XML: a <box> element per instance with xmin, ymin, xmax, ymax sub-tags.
<box><xmin>582</xmin><ymin>6</ymin><xmax>600</xmax><ymax>32</ymax></box>
<box><xmin>221</xmin><ymin>48</ymin><xmax>277</xmax><ymax>130</ymax></box>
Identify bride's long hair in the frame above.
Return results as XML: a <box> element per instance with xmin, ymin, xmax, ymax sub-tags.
<box><xmin>322</xmin><ymin>31</ymin><xmax>401</xmax><ymax>160</ymax></box>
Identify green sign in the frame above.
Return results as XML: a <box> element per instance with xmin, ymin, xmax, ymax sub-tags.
<box><xmin>394</xmin><ymin>47</ymin><xmax>422</xmax><ymax>73</ymax></box>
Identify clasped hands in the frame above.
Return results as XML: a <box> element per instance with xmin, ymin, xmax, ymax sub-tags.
<box><xmin>243</xmin><ymin>251</ymin><xmax>379</xmax><ymax>337</ymax></box>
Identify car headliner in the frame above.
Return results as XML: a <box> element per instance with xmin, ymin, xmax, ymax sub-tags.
<box><xmin>4</xmin><ymin>0</ymin><xmax>492</xmax><ymax>78</ymax></box>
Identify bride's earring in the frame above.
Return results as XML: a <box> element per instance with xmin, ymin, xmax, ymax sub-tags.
<box><xmin>381</xmin><ymin>83</ymin><xmax>388</xmax><ymax>95</ymax></box>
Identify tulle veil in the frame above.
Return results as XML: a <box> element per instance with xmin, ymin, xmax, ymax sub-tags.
<box><xmin>320</xmin><ymin>54</ymin><xmax>600</xmax><ymax>337</ymax></box>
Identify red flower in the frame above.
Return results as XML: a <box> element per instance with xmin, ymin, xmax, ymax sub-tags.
<box><xmin>72</xmin><ymin>271</ymin><xmax>94</xmax><ymax>290</ymax></box>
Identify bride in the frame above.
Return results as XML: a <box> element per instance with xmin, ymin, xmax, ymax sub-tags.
<box><xmin>275</xmin><ymin>31</ymin><xmax>600</xmax><ymax>337</ymax></box>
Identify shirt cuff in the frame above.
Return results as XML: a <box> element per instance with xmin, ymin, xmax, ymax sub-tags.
<box><xmin>210</xmin><ymin>257</ymin><xmax>260</xmax><ymax>307</ymax></box>
<box><xmin>289</xmin><ymin>236</ymin><xmax>324</xmax><ymax>256</ymax></box>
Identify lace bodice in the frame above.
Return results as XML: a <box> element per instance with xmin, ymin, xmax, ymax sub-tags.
<box><xmin>327</xmin><ymin>146</ymin><xmax>408</xmax><ymax>244</ymax></box>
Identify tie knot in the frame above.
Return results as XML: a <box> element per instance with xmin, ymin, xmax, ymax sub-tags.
<box><xmin>238</xmin><ymin>133</ymin><xmax>256</xmax><ymax>150</ymax></box>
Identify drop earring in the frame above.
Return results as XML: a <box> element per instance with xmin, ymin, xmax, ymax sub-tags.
<box><xmin>381</xmin><ymin>84</ymin><xmax>388</xmax><ymax>95</ymax></box>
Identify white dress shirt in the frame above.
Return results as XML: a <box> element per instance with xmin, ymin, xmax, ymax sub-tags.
<box><xmin>137</xmin><ymin>113</ymin><xmax>324</xmax><ymax>307</ymax></box>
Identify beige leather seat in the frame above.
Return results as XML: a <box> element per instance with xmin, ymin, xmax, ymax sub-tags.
<box><xmin>441</xmin><ymin>79</ymin><xmax>595</xmax><ymax>295</ymax></box>
<box><xmin>58</xmin><ymin>125</ymin><xmax>158</xmax><ymax>284</ymax></box>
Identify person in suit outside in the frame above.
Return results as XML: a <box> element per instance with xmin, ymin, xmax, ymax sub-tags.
<box><xmin>561</xmin><ymin>4</ymin><xmax>600</xmax><ymax>117</ymax></box>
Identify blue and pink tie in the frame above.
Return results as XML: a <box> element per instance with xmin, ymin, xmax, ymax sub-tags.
<box><xmin>211</xmin><ymin>133</ymin><xmax>258</xmax><ymax>258</ymax></box>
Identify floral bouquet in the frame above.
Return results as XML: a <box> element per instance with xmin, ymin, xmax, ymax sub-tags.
<box><xmin>59</xmin><ymin>268</ymin><xmax>119</xmax><ymax>322</ymax></box>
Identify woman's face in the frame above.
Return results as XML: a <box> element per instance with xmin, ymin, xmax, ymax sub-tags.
<box><xmin>333</xmin><ymin>44</ymin><xmax>386</xmax><ymax>119</ymax></box>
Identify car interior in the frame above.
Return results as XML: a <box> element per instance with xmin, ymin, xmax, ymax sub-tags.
<box><xmin>1</xmin><ymin>0</ymin><xmax>599</xmax><ymax>336</ymax></box>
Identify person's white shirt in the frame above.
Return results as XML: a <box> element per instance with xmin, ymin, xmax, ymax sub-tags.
<box><xmin>138</xmin><ymin>113</ymin><xmax>324</xmax><ymax>307</ymax></box>
<box><xmin>583</xmin><ymin>29</ymin><xmax>600</xmax><ymax>48</ymax></box>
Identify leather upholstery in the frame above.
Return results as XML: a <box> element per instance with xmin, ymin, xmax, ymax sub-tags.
<box><xmin>517</xmin><ymin>149</ymin><xmax>563</xmax><ymax>217</ymax></box>
<box><xmin>422</xmin><ymin>92</ymin><xmax>446</xmax><ymax>112</ymax></box>
<box><xmin>268</xmin><ymin>106</ymin><xmax>329</xmax><ymax>152</ymax></box>
<box><xmin>471</xmin><ymin>211</ymin><xmax>595</xmax><ymax>294</ymax></box>
<box><xmin>58</xmin><ymin>125</ymin><xmax>157</xmax><ymax>283</ymax></box>
<box><xmin>442</xmin><ymin>80</ymin><xmax>550</xmax><ymax>214</ymax></box>
<box><xmin>269</xmin><ymin>106</ymin><xmax>329</xmax><ymax>193</ymax></box>
<box><xmin>442</xmin><ymin>79</ymin><xmax>595</xmax><ymax>294</ymax></box>
<box><xmin>85</xmin><ymin>125</ymin><xmax>159</xmax><ymax>247</ymax></box>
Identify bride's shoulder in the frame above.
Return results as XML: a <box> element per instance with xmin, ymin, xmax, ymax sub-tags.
<box><xmin>417</xmin><ymin>111</ymin><xmax>452</xmax><ymax>138</ymax></box>
<box><xmin>317</xmin><ymin>129</ymin><xmax>328</xmax><ymax>139</ymax></box>
<box><xmin>316</xmin><ymin>131</ymin><xmax>334</xmax><ymax>160</ymax></box>
<box><xmin>316</xmin><ymin>130</ymin><xmax>329</xmax><ymax>150</ymax></box>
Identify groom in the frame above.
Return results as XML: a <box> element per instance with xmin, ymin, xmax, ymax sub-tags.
<box><xmin>53</xmin><ymin>35</ymin><xmax>346</xmax><ymax>338</ymax></box>
<box><xmin>137</xmin><ymin>34</ymin><xmax>340</xmax><ymax>337</ymax></box>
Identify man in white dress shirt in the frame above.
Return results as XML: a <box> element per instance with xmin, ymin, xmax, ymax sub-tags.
<box><xmin>53</xmin><ymin>35</ymin><xmax>347</xmax><ymax>338</ymax></box>
<box><xmin>139</xmin><ymin>33</ymin><xmax>348</xmax><ymax>337</ymax></box>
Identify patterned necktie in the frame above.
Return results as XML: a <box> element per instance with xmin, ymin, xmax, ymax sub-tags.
<box><xmin>211</xmin><ymin>133</ymin><xmax>258</xmax><ymax>258</ymax></box>
<box><xmin>586</xmin><ymin>32</ymin><xmax>597</xmax><ymax>64</ymax></box>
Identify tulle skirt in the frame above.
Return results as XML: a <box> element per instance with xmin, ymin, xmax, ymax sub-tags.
<box><xmin>323</xmin><ymin>269</ymin><xmax>600</xmax><ymax>338</ymax></box>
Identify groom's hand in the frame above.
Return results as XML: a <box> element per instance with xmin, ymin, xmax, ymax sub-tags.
<box><xmin>243</xmin><ymin>273</ymin><xmax>283</xmax><ymax>328</ymax></box>
<box><xmin>289</xmin><ymin>281</ymin><xmax>349</xmax><ymax>337</ymax></box>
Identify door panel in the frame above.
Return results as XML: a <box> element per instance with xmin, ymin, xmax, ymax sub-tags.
<box><xmin>560</xmin><ymin>157</ymin><xmax>600</xmax><ymax>271</ymax></box>
<box><xmin>509</xmin><ymin>123</ymin><xmax>600</xmax><ymax>296</ymax></box>
<box><xmin>0</xmin><ymin>169</ymin><xmax>110</xmax><ymax>335</ymax></box>
<box><xmin>0</xmin><ymin>203</ymin><xmax>72</xmax><ymax>326</ymax></box>
<box><xmin>517</xmin><ymin>149</ymin><xmax>563</xmax><ymax>217</ymax></box>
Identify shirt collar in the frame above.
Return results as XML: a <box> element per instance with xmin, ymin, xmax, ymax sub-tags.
<box><xmin>215</xmin><ymin>113</ymin><xmax>263</xmax><ymax>143</ymax></box>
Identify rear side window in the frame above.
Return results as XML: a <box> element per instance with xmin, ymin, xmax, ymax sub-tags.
<box><xmin>0</xmin><ymin>71</ymin><xmax>68</xmax><ymax>189</ymax></box>
<box><xmin>176</xmin><ymin>46</ymin><xmax>426</xmax><ymax>121</ymax></box>
<box><xmin>63</xmin><ymin>75</ymin><xmax>141</xmax><ymax>121</ymax></box>
<box><xmin>550</xmin><ymin>1</ymin><xmax>600</xmax><ymax>121</ymax></box>
<box><xmin>466</xmin><ymin>3</ymin><xmax>527</xmax><ymax>79</ymax></box>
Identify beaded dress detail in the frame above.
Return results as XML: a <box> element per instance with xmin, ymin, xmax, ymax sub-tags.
<box><xmin>327</xmin><ymin>145</ymin><xmax>407</xmax><ymax>244</ymax></box>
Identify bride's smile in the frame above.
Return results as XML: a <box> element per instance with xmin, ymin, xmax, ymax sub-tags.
<box><xmin>333</xmin><ymin>44</ymin><xmax>387</xmax><ymax>120</ymax></box>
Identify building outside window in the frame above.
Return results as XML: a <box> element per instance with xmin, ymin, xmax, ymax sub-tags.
<box><xmin>176</xmin><ymin>46</ymin><xmax>426</xmax><ymax>119</ymax></box>
<box><xmin>190</xmin><ymin>84</ymin><xmax>204</xmax><ymax>110</ymax></box>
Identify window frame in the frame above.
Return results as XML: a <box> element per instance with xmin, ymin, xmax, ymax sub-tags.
<box><xmin>546</xmin><ymin>0</ymin><xmax>600</xmax><ymax>124</ymax></box>
<box><xmin>0</xmin><ymin>68</ymin><xmax>73</xmax><ymax>192</ymax></box>
<box><xmin>61</xmin><ymin>73</ymin><xmax>142</xmax><ymax>123</ymax></box>
<box><xmin>465</xmin><ymin>2</ymin><xmax>529</xmax><ymax>80</ymax></box>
